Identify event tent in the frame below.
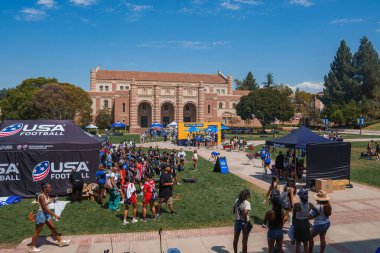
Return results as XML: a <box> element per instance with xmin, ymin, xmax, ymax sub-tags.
<box><xmin>85</xmin><ymin>124</ymin><xmax>98</xmax><ymax>129</ymax></box>
<box><xmin>167</xmin><ymin>121</ymin><xmax>177</xmax><ymax>128</ymax></box>
<box><xmin>111</xmin><ymin>121</ymin><xmax>127</xmax><ymax>128</ymax></box>
<box><xmin>266</xmin><ymin>126</ymin><xmax>334</xmax><ymax>148</ymax></box>
<box><xmin>0</xmin><ymin>120</ymin><xmax>103</xmax><ymax>197</ymax></box>
<box><xmin>266</xmin><ymin>126</ymin><xmax>350</xmax><ymax>187</ymax></box>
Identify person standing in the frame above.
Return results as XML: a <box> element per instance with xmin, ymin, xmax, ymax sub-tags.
<box><xmin>69</xmin><ymin>168</ymin><xmax>84</xmax><ymax>203</ymax></box>
<box><xmin>192</xmin><ymin>149</ymin><xmax>198</xmax><ymax>170</ymax></box>
<box><xmin>27</xmin><ymin>183</ymin><xmax>70</xmax><ymax>252</ymax></box>
<box><xmin>264</xmin><ymin>196</ymin><xmax>284</xmax><ymax>253</ymax></box>
<box><xmin>141</xmin><ymin>173</ymin><xmax>157</xmax><ymax>222</ymax></box>
<box><xmin>309</xmin><ymin>191</ymin><xmax>332</xmax><ymax>253</ymax></box>
<box><xmin>157</xmin><ymin>166</ymin><xmax>176</xmax><ymax>216</ymax></box>
<box><xmin>178</xmin><ymin>148</ymin><xmax>186</xmax><ymax>170</ymax></box>
<box><xmin>232</xmin><ymin>189</ymin><xmax>252</xmax><ymax>253</ymax></box>
<box><xmin>260</xmin><ymin>146</ymin><xmax>267</xmax><ymax>167</ymax></box>
<box><xmin>122</xmin><ymin>176</ymin><xmax>138</xmax><ymax>225</ymax></box>
<box><xmin>95</xmin><ymin>164</ymin><xmax>107</xmax><ymax>205</ymax></box>
<box><xmin>292</xmin><ymin>187</ymin><xmax>319</xmax><ymax>253</ymax></box>
<box><xmin>275</xmin><ymin>151</ymin><xmax>285</xmax><ymax>180</ymax></box>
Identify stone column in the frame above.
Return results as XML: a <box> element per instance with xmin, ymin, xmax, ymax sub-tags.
<box><xmin>176</xmin><ymin>85</ymin><xmax>183</xmax><ymax>123</ymax></box>
<box><xmin>198</xmin><ymin>82</ymin><xmax>205</xmax><ymax>122</ymax></box>
<box><xmin>129</xmin><ymin>79</ymin><xmax>138</xmax><ymax>132</ymax></box>
<box><xmin>153</xmin><ymin>84</ymin><xmax>160</xmax><ymax>123</ymax></box>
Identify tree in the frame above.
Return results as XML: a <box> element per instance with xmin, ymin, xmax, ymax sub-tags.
<box><xmin>294</xmin><ymin>88</ymin><xmax>312</xmax><ymax>113</ymax></box>
<box><xmin>236</xmin><ymin>87</ymin><xmax>294</xmax><ymax>131</ymax></box>
<box><xmin>0</xmin><ymin>88</ymin><xmax>9</xmax><ymax>100</ymax></box>
<box><xmin>321</xmin><ymin>40</ymin><xmax>360</xmax><ymax>108</ymax></box>
<box><xmin>236</xmin><ymin>72</ymin><xmax>259</xmax><ymax>91</ymax></box>
<box><xmin>331</xmin><ymin>109</ymin><xmax>344</xmax><ymax>126</ymax></box>
<box><xmin>353</xmin><ymin>36</ymin><xmax>380</xmax><ymax>100</ymax></box>
<box><xmin>274</xmin><ymin>83</ymin><xmax>293</xmax><ymax>97</ymax></box>
<box><xmin>341</xmin><ymin>102</ymin><xmax>361</xmax><ymax>125</ymax></box>
<box><xmin>262</xmin><ymin>73</ymin><xmax>275</xmax><ymax>88</ymax></box>
<box><xmin>95</xmin><ymin>108</ymin><xmax>112</xmax><ymax>129</ymax></box>
<box><xmin>0</xmin><ymin>77</ymin><xmax>92</xmax><ymax>124</ymax></box>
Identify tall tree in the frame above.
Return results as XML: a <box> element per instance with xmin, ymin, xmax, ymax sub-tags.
<box><xmin>321</xmin><ymin>40</ymin><xmax>360</xmax><ymax>108</ymax></box>
<box><xmin>353</xmin><ymin>36</ymin><xmax>380</xmax><ymax>100</ymax></box>
<box><xmin>95</xmin><ymin>108</ymin><xmax>112</xmax><ymax>129</ymax></box>
<box><xmin>235</xmin><ymin>72</ymin><xmax>259</xmax><ymax>90</ymax></box>
<box><xmin>262</xmin><ymin>73</ymin><xmax>275</xmax><ymax>88</ymax></box>
<box><xmin>236</xmin><ymin>87</ymin><xmax>294</xmax><ymax>131</ymax></box>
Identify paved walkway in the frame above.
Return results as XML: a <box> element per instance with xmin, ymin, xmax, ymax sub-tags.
<box><xmin>4</xmin><ymin>141</ymin><xmax>380</xmax><ymax>253</ymax></box>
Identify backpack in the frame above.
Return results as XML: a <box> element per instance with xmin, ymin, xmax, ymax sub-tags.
<box><xmin>270</xmin><ymin>188</ymin><xmax>280</xmax><ymax>201</ymax></box>
<box><xmin>279</xmin><ymin>191</ymin><xmax>291</xmax><ymax>210</ymax></box>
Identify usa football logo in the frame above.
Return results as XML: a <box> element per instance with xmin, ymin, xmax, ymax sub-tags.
<box><xmin>32</xmin><ymin>161</ymin><xmax>50</xmax><ymax>182</ymax></box>
<box><xmin>0</xmin><ymin>123</ymin><xmax>23</xmax><ymax>137</ymax></box>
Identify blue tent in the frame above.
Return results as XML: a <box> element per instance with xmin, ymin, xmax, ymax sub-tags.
<box><xmin>221</xmin><ymin>125</ymin><xmax>230</xmax><ymax>130</ymax></box>
<box><xmin>204</xmin><ymin>126</ymin><xmax>218</xmax><ymax>133</ymax></box>
<box><xmin>112</xmin><ymin>121</ymin><xmax>127</xmax><ymax>128</ymax></box>
<box><xmin>266</xmin><ymin>126</ymin><xmax>334</xmax><ymax>149</ymax></box>
<box><xmin>186</xmin><ymin>126</ymin><xmax>200</xmax><ymax>133</ymax></box>
<box><xmin>151</xmin><ymin>122</ymin><xmax>163</xmax><ymax>129</ymax></box>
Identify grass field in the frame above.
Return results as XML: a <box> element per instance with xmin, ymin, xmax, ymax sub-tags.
<box><xmin>0</xmin><ymin>151</ymin><xmax>266</xmax><ymax>248</ymax></box>
<box><xmin>365</xmin><ymin>122</ymin><xmax>380</xmax><ymax>131</ymax></box>
<box><xmin>349</xmin><ymin>142</ymin><xmax>380</xmax><ymax>188</ymax></box>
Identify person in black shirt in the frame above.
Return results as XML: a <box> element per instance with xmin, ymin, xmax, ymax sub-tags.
<box><xmin>69</xmin><ymin>168</ymin><xmax>84</xmax><ymax>203</ymax></box>
<box><xmin>275</xmin><ymin>151</ymin><xmax>285</xmax><ymax>180</ymax></box>
<box><xmin>157</xmin><ymin>166</ymin><xmax>176</xmax><ymax>216</ymax></box>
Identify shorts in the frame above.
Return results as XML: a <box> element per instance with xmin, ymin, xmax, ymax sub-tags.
<box><xmin>312</xmin><ymin>222</ymin><xmax>330</xmax><ymax>235</ymax></box>
<box><xmin>264</xmin><ymin>162</ymin><xmax>271</xmax><ymax>166</ymax></box>
<box><xmin>144</xmin><ymin>193</ymin><xmax>153</xmax><ymax>204</ymax></box>
<box><xmin>35</xmin><ymin>211</ymin><xmax>51</xmax><ymax>224</ymax></box>
<box><xmin>124</xmin><ymin>194</ymin><xmax>137</xmax><ymax>206</ymax></box>
<box><xmin>234</xmin><ymin>220</ymin><xmax>251</xmax><ymax>233</ymax></box>
<box><xmin>158</xmin><ymin>196</ymin><xmax>173</xmax><ymax>205</ymax></box>
<box><xmin>267</xmin><ymin>228</ymin><xmax>284</xmax><ymax>240</ymax></box>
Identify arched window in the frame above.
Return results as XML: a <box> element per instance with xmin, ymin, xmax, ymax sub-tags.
<box><xmin>218</xmin><ymin>102</ymin><xmax>223</xmax><ymax>109</ymax></box>
<box><xmin>104</xmin><ymin>100</ymin><xmax>109</xmax><ymax>109</ymax></box>
<box><xmin>122</xmin><ymin>103</ymin><xmax>125</xmax><ymax>113</ymax></box>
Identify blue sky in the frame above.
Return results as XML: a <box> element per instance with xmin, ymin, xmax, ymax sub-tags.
<box><xmin>1</xmin><ymin>0</ymin><xmax>380</xmax><ymax>93</ymax></box>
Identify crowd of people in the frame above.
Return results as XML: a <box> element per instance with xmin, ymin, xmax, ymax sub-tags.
<box><xmin>362</xmin><ymin>140</ymin><xmax>380</xmax><ymax>160</ymax></box>
<box><xmin>322</xmin><ymin>132</ymin><xmax>344</xmax><ymax>141</ymax></box>
<box><xmin>140</xmin><ymin>128</ymin><xmax>179</xmax><ymax>143</ymax></box>
<box><xmin>95</xmin><ymin>142</ymin><xmax>185</xmax><ymax>224</ymax></box>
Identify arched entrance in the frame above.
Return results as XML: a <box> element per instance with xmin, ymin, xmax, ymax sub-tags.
<box><xmin>183</xmin><ymin>103</ymin><xmax>197</xmax><ymax>122</ymax></box>
<box><xmin>137</xmin><ymin>102</ymin><xmax>152</xmax><ymax>128</ymax></box>
<box><xmin>161</xmin><ymin>102</ymin><xmax>175</xmax><ymax>127</ymax></box>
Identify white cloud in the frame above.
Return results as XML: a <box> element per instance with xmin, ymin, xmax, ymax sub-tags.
<box><xmin>131</xmin><ymin>5</ymin><xmax>152</xmax><ymax>12</ymax></box>
<box><xmin>220</xmin><ymin>0</ymin><xmax>241</xmax><ymax>10</ymax></box>
<box><xmin>37</xmin><ymin>0</ymin><xmax>56</xmax><ymax>9</ymax></box>
<box><xmin>123</xmin><ymin>2</ymin><xmax>153</xmax><ymax>21</ymax></box>
<box><xmin>234</xmin><ymin>0</ymin><xmax>263</xmax><ymax>5</ymax></box>
<box><xmin>16</xmin><ymin>8</ymin><xmax>47</xmax><ymax>21</ymax></box>
<box><xmin>376</xmin><ymin>28</ymin><xmax>380</xmax><ymax>33</ymax></box>
<box><xmin>138</xmin><ymin>40</ymin><xmax>228</xmax><ymax>50</ymax></box>
<box><xmin>289</xmin><ymin>0</ymin><xmax>313</xmax><ymax>7</ymax></box>
<box><xmin>69</xmin><ymin>0</ymin><xmax>96</xmax><ymax>6</ymax></box>
<box><xmin>330</xmin><ymin>18</ymin><xmax>364</xmax><ymax>25</ymax></box>
<box><xmin>290</xmin><ymin>81</ymin><xmax>323</xmax><ymax>93</ymax></box>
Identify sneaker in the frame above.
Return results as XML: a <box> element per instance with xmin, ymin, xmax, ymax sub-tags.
<box><xmin>171</xmin><ymin>211</ymin><xmax>177</xmax><ymax>216</ymax></box>
<box><xmin>123</xmin><ymin>220</ymin><xmax>130</xmax><ymax>225</ymax></box>
<box><xmin>177</xmin><ymin>182</ymin><xmax>181</xmax><ymax>185</ymax></box>
<box><xmin>57</xmin><ymin>239</ymin><xmax>70</xmax><ymax>247</ymax></box>
<box><xmin>131</xmin><ymin>218</ymin><xmax>138</xmax><ymax>223</ymax></box>
<box><xmin>156</xmin><ymin>212</ymin><xmax>160</xmax><ymax>217</ymax></box>
<box><xmin>28</xmin><ymin>246</ymin><xmax>41</xmax><ymax>252</ymax></box>
<box><xmin>141</xmin><ymin>218</ymin><xmax>146</xmax><ymax>223</ymax></box>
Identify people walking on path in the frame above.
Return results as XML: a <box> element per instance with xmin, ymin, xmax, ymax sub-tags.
<box><xmin>27</xmin><ymin>183</ymin><xmax>70</xmax><ymax>252</ymax></box>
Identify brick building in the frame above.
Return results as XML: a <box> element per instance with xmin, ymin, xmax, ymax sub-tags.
<box><xmin>88</xmin><ymin>67</ymin><xmax>261</xmax><ymax>133</ymax></box>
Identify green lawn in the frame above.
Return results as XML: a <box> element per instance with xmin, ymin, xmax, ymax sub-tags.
<box><xmin>365</xmin><ymin>122</ymin><xmax>380</xmax><ymax>131</ymax></box>
<box><xmin>0</xmin><ymin>151</ymin><xmax>266</xmax><ymax>248</ymax></box>
<box><xmin>349</xmin><ymin>142</ymin><xmax>380</xmax><ymax>188</ymax></box>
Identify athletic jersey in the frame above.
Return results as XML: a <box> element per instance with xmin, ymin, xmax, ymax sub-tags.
<box><xmin>144</xmin><ymin>179</ymin><xmax>155</xmax><ymax>194</ymax></box>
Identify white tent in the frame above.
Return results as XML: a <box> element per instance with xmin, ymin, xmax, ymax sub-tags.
<box><xmin>85</xmin><ymin>124</ymin><xmax>98</xmax><ymax>129</ymax></box>
<box><xmin>167</xmin><ymin>121</ymin><xmax>177</xmax><ymax>128</ymax></box>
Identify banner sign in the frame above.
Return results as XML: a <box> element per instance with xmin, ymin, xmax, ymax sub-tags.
<box><xmin>213</xmin><ymin>156</ymin><xmax>229</xmax><ymax>174</ymax></box>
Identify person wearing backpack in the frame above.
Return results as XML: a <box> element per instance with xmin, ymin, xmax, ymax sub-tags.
<box><xmin>309</xmin><ymin>190</ymin><xmax>332</xmax><ymax>253</ymax></box>
<box><xmin>264</xmin><ymin>195</ymin><xmax>284</xmax><ymax>253</ymax></box>
<box><xmin>233</xmin><ymin>189</ymin><xmax>252</xmax><ymax>253</ymax></box>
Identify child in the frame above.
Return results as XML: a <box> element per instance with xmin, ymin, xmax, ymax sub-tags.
<box><xmin>122</xmin><ymin>177</ymin><xmax>138</xmax><ymax>225</ymax></box>
<box><xmin>192</xmin><ymin>149</ymin><xmax>198</xmax><ymax>170</ymax></box>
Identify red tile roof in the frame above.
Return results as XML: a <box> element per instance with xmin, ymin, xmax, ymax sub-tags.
<box><xmin>96</xmin><ymin>70</ymin><xmax>228</xmax><ymax>84</ymax></box>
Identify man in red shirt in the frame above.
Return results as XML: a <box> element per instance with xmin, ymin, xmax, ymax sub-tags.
<box><xmin>141</xmin><ymin>172</ymin><xmax>156</xmax><ymax>222</ymax></box>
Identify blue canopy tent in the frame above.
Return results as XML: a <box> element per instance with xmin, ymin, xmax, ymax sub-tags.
<box><xmin>204</xmin><ymin>126</ymin><xmax>218</xmax><ymax>133</ymax></box>
<box><xmin>266</xmin><ymin>126</ymin><xmax>333</xmax><ymax>149</ymax></box>
<box><xmin>151</xmin><ymin>122</ymin><xmax>163</xmax><ymax>129</ymax></box>
<box><xmin>265</xmin><ymin>126</ymin><xmax>350</xmax><ymax>188</ymax></box>
<box><xmin>186</xmin><ymin>126</ymin><xmax>200</xmax><ymax>133</ymax></box>
<box><xmin>111</xmin><ymin>121</ymin><xmax>127</xmax><ymax>128</ymax></box>
<box><xmin>221</xmin><ymin>125</ymin><xmax>230</xmax><ymax>130</ymax></box>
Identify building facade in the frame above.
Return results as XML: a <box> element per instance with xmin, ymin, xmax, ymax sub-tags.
<box><xmin>88</xmin><ymin>67</ymin><xmax>260</xmax><ymax>133</ymax></box>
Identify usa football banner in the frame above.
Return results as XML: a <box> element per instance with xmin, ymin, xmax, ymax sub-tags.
<box><xmin>0</xmin><ymin>120</ymin><xmax>102</xmax><ymax>197</ymax></box>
